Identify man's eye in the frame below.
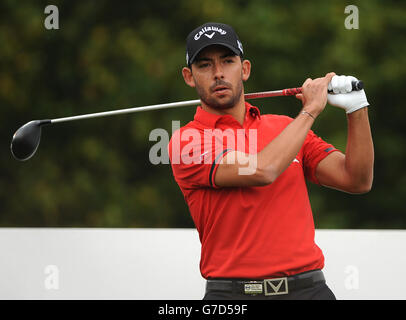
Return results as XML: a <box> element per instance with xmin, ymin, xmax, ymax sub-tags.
<box><xmin>198</xmin><ymin>63</ymin><xmax>209</xmax><ymax>68</ymax></box>
<box><xmin>225</xmin><ymin>59</ymin><xmax>234</xmax><ymax>63</ymax></box>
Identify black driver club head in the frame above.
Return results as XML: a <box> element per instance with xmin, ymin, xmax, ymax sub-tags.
<box><xmin>11</xmin><ymin>120</ymin><xmax>51</xmax><ymax>161</ymax></box>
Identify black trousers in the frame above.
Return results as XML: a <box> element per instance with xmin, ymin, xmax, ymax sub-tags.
<box><xmin>203</xmin><ymin>281</ymin><xmax>336</xmax><ymax>300</ymax></box>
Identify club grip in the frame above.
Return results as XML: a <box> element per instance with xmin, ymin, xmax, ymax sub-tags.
<box><xmin>283</xmin><ymin>80</ymin><xmax>364</xmax><ymax>96</ymax></box>
<box><xmin>282</xmin><ymin>87</ymin><xmax>302</xmax><ymax>96</ymax></box>
<box><xmin>328</xmin><ymin>80</ymin><xmax>364</xmax><ymax>93</ymax></box>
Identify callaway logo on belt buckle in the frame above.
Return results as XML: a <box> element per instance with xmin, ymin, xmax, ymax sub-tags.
<box><xmin>264</xmin><ymin>277</ymin><xmax>289</xmax><ymax>296</ymax></box>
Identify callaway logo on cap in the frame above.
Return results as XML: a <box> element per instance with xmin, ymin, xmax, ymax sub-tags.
<box><xmin>186</xmin><ymin>22</ymin><xmax>244</xmax><ymax>66</ymax></box>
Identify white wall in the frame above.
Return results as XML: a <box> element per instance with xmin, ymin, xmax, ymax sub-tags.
<box><xmin>0</xmin><ymin>228</ymin><xmax>405</xmax><ymax>300</ymax></box>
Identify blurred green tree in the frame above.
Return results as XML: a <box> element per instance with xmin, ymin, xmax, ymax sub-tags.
<box><xmin>1</xmin><ymin>0</ymin><xmax>405</xmax><ymax>228</ymax></box>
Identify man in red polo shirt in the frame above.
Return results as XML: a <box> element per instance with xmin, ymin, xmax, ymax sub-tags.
<box><xmin>168</xmin><ymin>22</ymin><xmax>374</xmax><ymax>300</ymax></box>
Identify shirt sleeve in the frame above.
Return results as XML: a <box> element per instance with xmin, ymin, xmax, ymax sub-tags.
<box><xmin>302</xmin><ymin>130</ymin><xmax>340</xmax><ymax>184</ymax></box>
<box><xmin>168</xmin><ymin>127</ymin><xmax>233</xmax><ymax>189</ymax></box>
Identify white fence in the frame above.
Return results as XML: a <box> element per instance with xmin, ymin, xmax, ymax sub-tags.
<box><xmin>0</xmin><ymin>228</ymin><xmax>405</xmax><ymax>300</ymax></box>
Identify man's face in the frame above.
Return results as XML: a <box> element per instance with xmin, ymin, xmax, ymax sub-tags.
<box><xmin>183</xmin><ymin>45</ymin><xmax>250</xmax><ymax>110</ymax></box>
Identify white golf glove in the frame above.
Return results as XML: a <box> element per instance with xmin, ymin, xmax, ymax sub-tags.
<box><xmin>327</xmin><ymin>75</ymin><xmax>369</xmax><ymax>114</ymax></box>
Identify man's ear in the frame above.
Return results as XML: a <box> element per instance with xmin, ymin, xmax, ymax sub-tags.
<box><xmin>182</xmin><ymin>67</ymin><xmax>196</xmax><ymax>88</ymax></box>
<box><xmin>241</xmin><ymin>59</ymin><xmax>251</xmax><ymax>82</ymax></box>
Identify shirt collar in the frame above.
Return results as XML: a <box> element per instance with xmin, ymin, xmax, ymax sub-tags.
<box><xmin>194</xmin><ymin>102</ymin><xmax>261</xmax><ymax>128</ymax></box>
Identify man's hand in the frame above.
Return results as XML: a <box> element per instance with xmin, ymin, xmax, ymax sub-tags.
<box><xmin>295</xmin><ymin>72</ymin><xmax>336</xmax><ymax>118</ymax></box>
<box><xmin>327</xmin><ymin>75</ymin><xmax>369</xmax><ymax>114</ymax></box>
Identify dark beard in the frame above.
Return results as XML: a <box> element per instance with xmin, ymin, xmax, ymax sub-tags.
<box><xmin>196</xmin><ymin>79</ymin><xmax>243</xmax><ymax>110</ymax></box>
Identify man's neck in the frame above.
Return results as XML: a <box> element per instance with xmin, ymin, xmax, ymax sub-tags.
<box><xmin>201</xmin><ymin>94</ymin><xmax>246</xmax><ymax>126</ymax></box>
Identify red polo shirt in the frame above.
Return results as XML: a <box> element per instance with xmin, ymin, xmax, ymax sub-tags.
<box><xmin>168</xmin><ymin>102</ymin><xmax>339</xmax><ymax>279</ymax></box>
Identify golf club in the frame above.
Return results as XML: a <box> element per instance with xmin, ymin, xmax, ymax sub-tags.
<box><xmin>10</xmin><ymin>80</ymin><xmax>363</xmax><ymax>161</ymax></box>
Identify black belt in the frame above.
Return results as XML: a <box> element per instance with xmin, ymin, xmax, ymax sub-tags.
<box><xmin>206</xmin><ymin>270</ymin><xmax>325</xmax><ymax>296</ymax></box>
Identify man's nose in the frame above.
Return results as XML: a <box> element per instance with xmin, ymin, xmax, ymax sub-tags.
<box><xmin>213</xmin><ymin>62</ymin><xmax>224</xmax><ymax>79</ymax></box>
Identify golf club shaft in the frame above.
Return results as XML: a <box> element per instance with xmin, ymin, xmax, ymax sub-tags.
<box><xmin>51</xmin><ymin>99</ymin><xmax>201</xmax><ymax>124</ymax></box>
<box><xmin>50</xmin><ymin>80</ymin><xmax>363</xmax><ymax>124</ymax></box>
<box><xmin>50</xmin><ymin>91</ymin><xmax>279</xmax><ymax>124</ymax></box>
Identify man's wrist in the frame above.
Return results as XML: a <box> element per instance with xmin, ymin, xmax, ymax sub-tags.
<box><xmin>301</xmin><ymin>110</ymin><xmax>316</xmax><ymax>120</ymax></box>
<box><xmin>345</xmin><ymin>103</ymin><xmax>370</xmax><ymax>114</ymax></box>
<box><xmin>346</xmin><ymin>105</ymin><xmax>369</xmax><ymax>119</ymax></box>
<box><xmin>301</xmin><ymin>103</ymin><xmax>322</xmax><ymax>118</ymax></box>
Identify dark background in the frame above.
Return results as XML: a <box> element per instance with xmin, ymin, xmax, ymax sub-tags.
<box><xmin>1</xmin><ymin>0</ymin><xmax>405</xmax><ymax>228</ymax></box>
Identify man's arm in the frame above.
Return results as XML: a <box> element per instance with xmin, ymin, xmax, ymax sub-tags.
<box><xmin>315</xmin><ymin>107</ymin><xmax>374</xmax><ymax>194</ymax></box>
<box><xmin>214</xmin><ymin>113</ymin><xmax>316</xmax><ymax>187</ymax></box>
<box><xmin>214</xmin><ymin>72</ymin><xmax>336</xmax><ymax>187</ymax></box>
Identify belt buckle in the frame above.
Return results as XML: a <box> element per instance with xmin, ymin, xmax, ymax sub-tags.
<box><xmin>264</xmin><ymin>277</ymin><xmax>289</xmax><ymax>296</ymax></box>
<box><xmin>244</xmin><ymin>281</ymin><xmax>263</xmax><ymax>295</ymax></box>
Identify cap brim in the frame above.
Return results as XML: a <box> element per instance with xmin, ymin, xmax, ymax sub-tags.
<box><xmin>189</xmin><ymin>42</ymin><xmax>242</xmax><ymax>66</ymax></box>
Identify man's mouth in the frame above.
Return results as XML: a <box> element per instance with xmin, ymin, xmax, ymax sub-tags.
<box><xmin>213</xmin><ymin>85</ymin><xmax>230</xmax><ymax>94</ymax></box>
